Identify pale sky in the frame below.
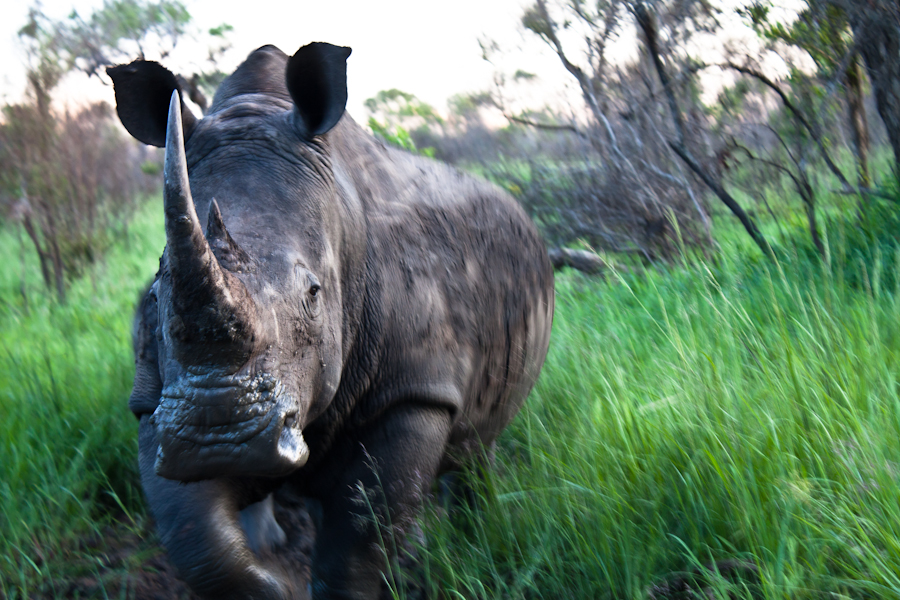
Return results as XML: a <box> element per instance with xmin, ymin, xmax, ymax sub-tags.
<box><xmin>2</xmin><ymin>1</ymin><xmax>802</xmax><ymax>125</ymax></box>
<box><xmin>1</xmin><ymin>0</ymin><xmax>575</xmax><ymax>122</ymax></box>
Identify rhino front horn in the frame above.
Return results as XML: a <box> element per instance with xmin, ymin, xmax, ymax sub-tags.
<box><xmin>163</xmin><ymin>91</ymin><xmax>258</xmax><ymax>365</ymax></box>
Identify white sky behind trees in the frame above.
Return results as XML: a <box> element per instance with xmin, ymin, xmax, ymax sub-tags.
<box><xmin>1</xmin><ymin>0</ymin><xmax>802</xmax><ymax>124</ymax></box>
<box><xmin>1</xmin><ymin>0</ymin><xmax>575</xmax><ymax>122</ymax></box>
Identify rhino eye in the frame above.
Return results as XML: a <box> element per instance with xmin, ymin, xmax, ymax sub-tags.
<box><xmin>306</xmin><ymin>272</ymin><xmax>322</xmax><ymax>300</ymax></box>
<box><xmin>300</xmin><ymin>278</ymin><xmax>321</xmax><ymax>319</ymax></box>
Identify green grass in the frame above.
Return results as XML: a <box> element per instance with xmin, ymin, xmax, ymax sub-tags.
<box><xmin>0</xmin><ymin>199</ymin><xmax>164</xmax><ymax>598</ymax></box>
<box><xmin>416</xmin><ymin>225</ymin><xmax>900</xmax><ymax>598</ymax></box>
<box><xmin>4</xmin><ymin>187</ymin><xmax>900</xmax><ymax>599</ymax></box>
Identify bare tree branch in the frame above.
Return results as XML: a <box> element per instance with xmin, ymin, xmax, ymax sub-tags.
<box><xmin>729</xmin><ymin>137</ymin><xmax>824</xmax><ymax>257</ymax></box>
<box><xmin>633</xmin><ymin>1</ymin><xmax>772</xmax><ymax>258</ymax></box>
<box><xmin>504</xmin><ymin>114</ymin><xmax>586</xmax><ymax>136</ymax></box>
<box><xmin>723</xmin><ymin>61</ymin><xmax>853</xmax><ymax>192</ymax></box>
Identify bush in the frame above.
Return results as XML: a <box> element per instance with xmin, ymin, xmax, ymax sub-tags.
<box><xmin>0</xmin><ymin>101</ymin><xmax>161</xmax><ymax>302</ymax></box>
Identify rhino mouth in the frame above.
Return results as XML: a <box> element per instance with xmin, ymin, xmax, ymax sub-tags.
<box><xmin>150</xmin><ymin>372</ymin><xmax>309</xmax><ymax>482</ymax></box>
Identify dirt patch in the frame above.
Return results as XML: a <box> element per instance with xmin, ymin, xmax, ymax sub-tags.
<box><xmin>26</xmin><ymin>486</ymin><xmax>437</xmax><ymax>600</ymax></box>
<box><xmin>30</xmin><ymin>488</ymin><xmax>317</xmax><ymax>600</ymax></box>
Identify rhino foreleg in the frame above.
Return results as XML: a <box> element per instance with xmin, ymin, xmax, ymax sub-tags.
<box><xmin>241</xmin><ymin>493</ymin><xmax>288</xmax><ymax>555</ymax></box>
<box><xmin>138</xmin><ymin>417</ymin><xmax>300</xmax><ymax>600</ymax></box>
<box><xmin>311</xmin><ymin>404</ymin><xmax>452</xmax><ymax>600</ymax></box>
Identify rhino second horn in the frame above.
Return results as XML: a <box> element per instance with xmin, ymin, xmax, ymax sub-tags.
<box><xmin>207</xmin><ymin>199</ymin><xmax>252</xmax><ymax>269</ymax></box>
<box><xmin>163</xmin><ymin>91</ymin><xmax>257</xmax><ymax>363</ymax></box>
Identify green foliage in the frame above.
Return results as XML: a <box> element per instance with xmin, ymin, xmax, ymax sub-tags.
<box><xmin>208</xmin><ymin>22</ymin><xmax>233</xmax><ymax>37</ymax></box>
<box><xmin>740</xmin><ymin>1</ymin><xmax>851</xmax><ymax>78</ymax></box>
<box><xmin>2</xmin><ymin>1</ymin><xmax>204</xmax><ymax>302</ymax></box>
<box><xmin>708</xmin><ymin>79</ymin><xmax>752</xmax><ymax>127</ymax></box>
<box><xmin>0</xmin><ymin>198</ymin><xmax>164</xmax><ymax>596</ymax></box>
<box><xmin>77</xmin><ymin>0</ymin><xmax>190</xmax><ymax>50</ymax></box>
<box><xmin>513</xmin><ymin>69</ymin><xmax>537</xmax><ymax>81</ymax></box>
<box><xmin>521</xmin><ymin>2</ymin><xmax>554</xmax><ymax>40</ymax></box>
<box><xmin>736</xmin><ymin>0</ymin><xmax>770</xmax><ymax>29</ymax></box>
<box><xmin>447</xmin><ymin>91</ymin><xmax>494</xmax><ymax>119</ymax></box>
<box><xmin>817</xmin><ymin>192</ymin><xmax>900</xmax><ymax>293</ymax></box>
<box><xmin>367</xmin><ymin>118</ymin><xmax>436</xmax><ymax>158</ymax></box>
<box><xmin>18</xmin><ymin>1</ymin><xmax>233</xmax><ymax>106</ymax></box>
<box><xmin>365</xmin><ymin>88</ymin><xmax>442</xmax><ymax>158</ymax></box>
<box><xmin>364</xmin><ymin>89</ymin><xmax>443</xmax><ymax>125</ymax></box>
<box><xmin>734</xmin><ymin>0</ymin><xmax>851</xmax><ymax>138</ymax></box>
<box><xmin>19</xmin><ymin>0</ymin><xmax>192</xmax><ymax>80</ymax></box>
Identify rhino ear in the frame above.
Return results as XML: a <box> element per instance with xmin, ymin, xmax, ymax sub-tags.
<box><xmin>107</xmin><ymin>60</ymin><xmax>197</xmax><ymax>147</ymax></box>
<box><xmin>286</xmin><ymin>42</ymin><xmax>352</xmax><ymax>137</ymax></box>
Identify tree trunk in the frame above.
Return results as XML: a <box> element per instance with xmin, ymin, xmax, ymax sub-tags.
<box><xmin>21</xmin><ymin>213</ymin><xmax>53</xmax><ymax>293</ymax></box>
<box><xmin>797</xmin><ymin>178</ymin><xmax>825</xmax><ymax>258</ymax></box>
<box><xmin>805</xmin><ymin>201</ymin><xmax>824</xmax><ymax>257</ymax></box>
<box><xmin>49</xmin><ymin>233</ymin><xmax>67</xmax><ymax>304</ymax></box>
<box><xmin>848</xmin><ymin>5</ymin><xmax>900</xmax><ymax>175</ymax></box>
<box><xmin>548</xmin><ymin>248</ymin><xmax>606</xmax><ymax>274</ymax></box>
<box><xmin>845</xmin><ymin>54</ymin><xmax>871</xmax><ymax>187</ymax></box>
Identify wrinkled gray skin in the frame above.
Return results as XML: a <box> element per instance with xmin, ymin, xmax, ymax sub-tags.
<box><xmin>112</xmin><ymin>43</ymin><xmax>553</xmax><ymax>600</ymax></box>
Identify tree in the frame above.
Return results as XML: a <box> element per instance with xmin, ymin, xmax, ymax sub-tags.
<box><xmin>60</xmin><ymin>0</ymin><xmax>191</xmax><ymax>77</ymax></box>
<box><xmin>504</xmin><ymin>0</ymin><xmax>721</xmax><ymax>258</ymax></box>
<box><xmin>365</xmin><ymin>89</ymin><xmax>441</xmax><ymax>157</ymax></box>
<box><xmin>832</xmin><ymin>0</ymin><xmax>900</xmax><ymax>176</ymax></box>
<box><xmin>630</xmin><ymin>0</ymin><xmax>772</xmax><ymax>257</ymax></box>
<box><xmin>37</xmin><ymin>0</ymin><xmax>232</xmax><ymax>114</ymax></box>
<box><xmin>0</xmin><ymin>1</ymin><xmax>219</xmax><ymax>301</ymax></box>
<box><xmin>742</xmin><ymin>0</ymin><xmax>871</xmax><ymax>187</ymax></box>
<box><xmin>506</xmin><ymin>0</ymin><xmax>883</xmax><ymax>259</ymax></box>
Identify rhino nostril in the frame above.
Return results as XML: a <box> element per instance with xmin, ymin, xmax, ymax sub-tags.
<box><xmin>276</xmin><ymin>413</ymin><xmax>309</xmax><ymax>468</ymax></box>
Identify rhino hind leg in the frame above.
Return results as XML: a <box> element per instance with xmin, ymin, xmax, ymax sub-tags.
<box><xmin>438</xmin><ymin>441</ymin><xmax>497</xmax><ymax>512</ymax></box>
<box><xmin>310</xmin><ymin>403</ymin><xmax>452</xmax><ymax>600</ymax></box>
<box><xmin>240</xmin><ymin>494</ymin><xmax>288</xmax><ymax>556</ymax></box>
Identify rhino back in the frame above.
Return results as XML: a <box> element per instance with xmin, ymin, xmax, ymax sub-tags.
<box><xmin>329</xmin><ymin>119</ymin><xmax>554</xmax><ymax>455</ymax></box>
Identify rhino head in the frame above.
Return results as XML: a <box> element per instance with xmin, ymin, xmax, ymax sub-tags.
<box><xmin>114</xmin><ymin>43</ymin><xmax>362</xmax><ymax>483</ymax></box>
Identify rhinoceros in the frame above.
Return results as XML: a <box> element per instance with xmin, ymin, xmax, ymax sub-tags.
<box><xmin>110</xmin><ymin>42</ymin><xmax>553</xmax><ymax>599</ymax></box>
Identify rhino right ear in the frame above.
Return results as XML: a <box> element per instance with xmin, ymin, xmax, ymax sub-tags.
<box><xmin>286</xmin><ymin>42</ymin><xmax>352</xmax><ymax>137</ymax></box>
<box><xmin>107</xmin><ymin>60</ymin><xmax>197</xmax><ymax>147</ymax></box>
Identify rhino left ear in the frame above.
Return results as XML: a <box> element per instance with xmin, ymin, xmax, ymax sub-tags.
<box><xmin>286</xmin><ymin>42</ymin><xmax>352</xmax><ymax>137</ymax></box>
<box><xmin>107</xmin><ymin>60</ymin><xmax>197</xmax><ymax>147</ymax></box>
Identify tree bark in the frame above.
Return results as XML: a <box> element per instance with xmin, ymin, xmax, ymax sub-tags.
<box><xmin>846</xmin><ymin>3</ymin><xmax>900</xmax><ymax>175</ymax></box>
<box><xmin>21</xmin><ymin>213</ymin><xmax>53</xmax><ymax>293</ymax></box>
<box><xmin>845</xmin><ymin>54</ymin><xmax>871</xmax><ymax>187</ymax></box>
<box><xmin>548</xmin><ymin>248</ymin><xmax>606</xmax><ymax>274</ymax></box>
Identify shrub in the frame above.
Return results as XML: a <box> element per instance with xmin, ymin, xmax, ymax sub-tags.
<box><xmin>0</xmin><ymin>101</ymin><xmax>161</xmax><ymax>302</ymax></box>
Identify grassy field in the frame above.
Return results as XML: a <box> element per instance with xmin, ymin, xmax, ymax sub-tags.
<box><xmin>3</xmin><ymin>191</ymin><xmax>900</xmax><ymax>598</ymax></box>
<box><xmin>417</xmin><ymin>219</ymin><xmax>900</xmax><ymax>599</ymax></box>
<box><xmin>0</xmin><ymin>200</ymin><xmax>165</xmax><ymax>598</ymax></box>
